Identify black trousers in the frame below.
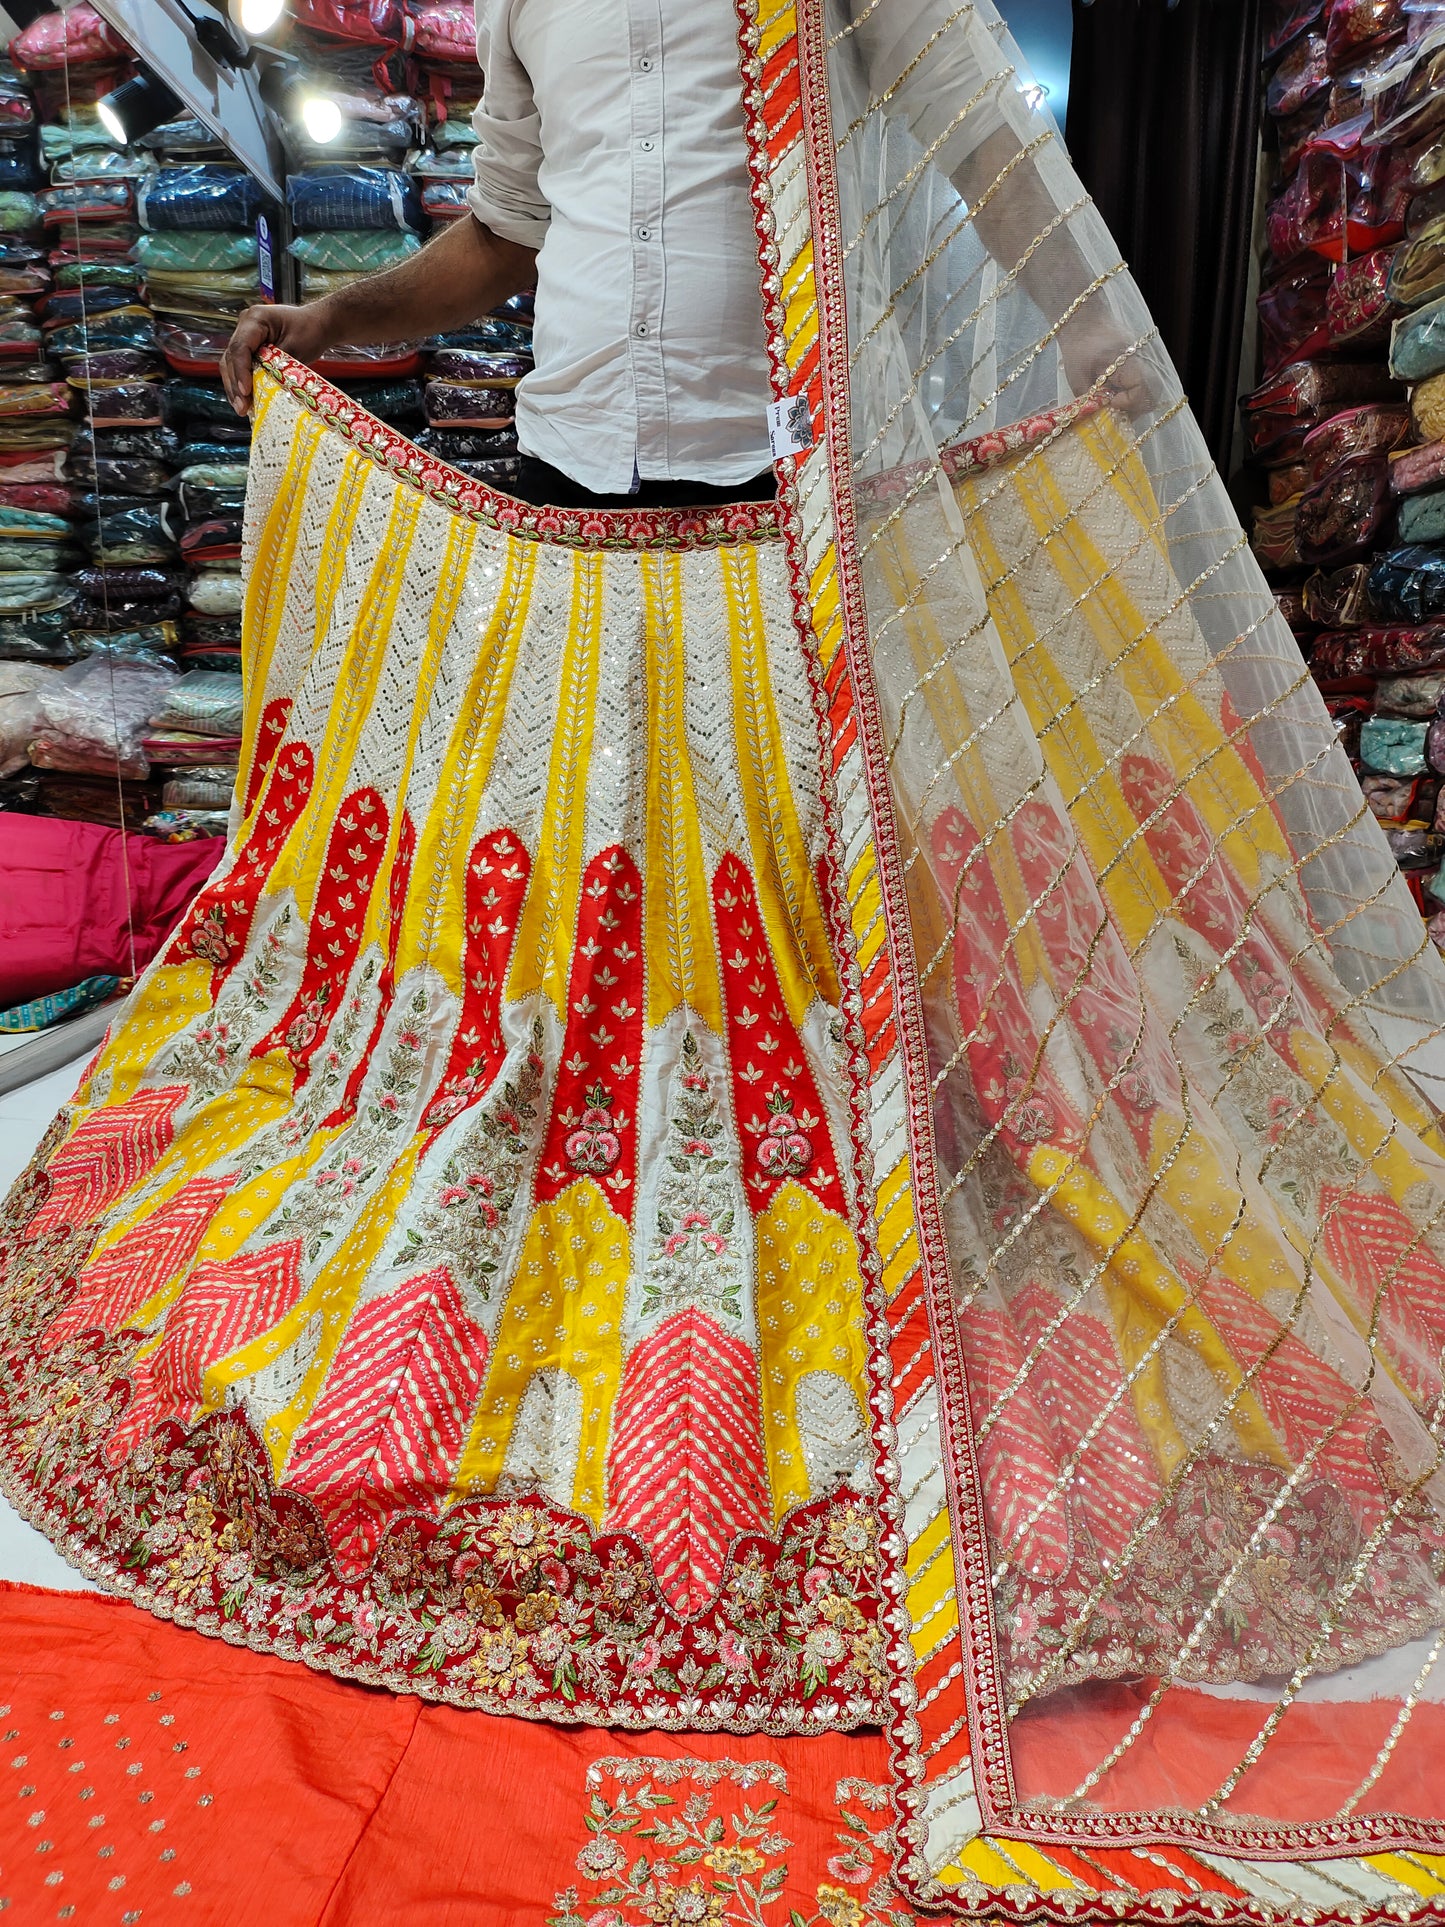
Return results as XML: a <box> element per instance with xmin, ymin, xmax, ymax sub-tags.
<box><xmin>508</xmin><ymin>454</ymin><xmax>777</xmax><ymax>510</ymax></box>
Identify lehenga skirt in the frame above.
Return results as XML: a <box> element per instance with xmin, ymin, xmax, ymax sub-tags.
<box><xmin>9</xmin><ymin>353</ymin><xmax>1445</xmax><ymax>1922</ymax></box>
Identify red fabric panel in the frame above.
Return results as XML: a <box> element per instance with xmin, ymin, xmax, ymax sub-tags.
<box><xmin>0</xmin><ymin>819</ymin><xmax>221</xmax><ymax>1003</ymax></box>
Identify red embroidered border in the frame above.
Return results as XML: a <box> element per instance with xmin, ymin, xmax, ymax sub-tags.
<box><xmin>257</xmin><ymin>347</ymin><xmax>784</xmax><ymax>554</ymax></box>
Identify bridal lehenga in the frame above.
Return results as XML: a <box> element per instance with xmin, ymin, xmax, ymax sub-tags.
<box><xmin>7</xmin><ymin>0</ymin><xmax>1445</xmax><ymax>1919</ymax></box>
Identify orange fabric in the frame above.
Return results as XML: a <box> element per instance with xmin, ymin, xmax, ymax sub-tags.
<box><xmin>1010</xmin><ymin>1678</ymin><xmax>1445</xmax><ymax>1820</ymax></box>
<box><xmin>0</xmin><ymin>1582</ymin><xmax>911</xmax><ymax>1925</ymax></box>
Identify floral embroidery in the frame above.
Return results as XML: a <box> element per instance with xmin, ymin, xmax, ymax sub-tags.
<box><xmin>187</xmin><ymin>902</ymin><xmax>233</xmax><ymax>968</ymax></box>
<box><xmin>566</xmin><ymin>1081</ymin><xmax>624</xmax><ymax>1176</ymax></box>
<box><xmin>643</xmin><ymin>1034</ymin><xmax>742</xmax><ymax>1323</ymax></box>
<box><xmin>548</xmin><ymin>1761</ymin><xmax>918</xmax><ymax>1927</ymax></box>
<box><xmin>755</xmin><ymin>1088</ymin><xmax>814</xmax><ymax>1181</ymax></box>
<box><xmin>392</xmin><ymin>1025</ymin><xmax>545</xmax><ymax>1304</ymax></box>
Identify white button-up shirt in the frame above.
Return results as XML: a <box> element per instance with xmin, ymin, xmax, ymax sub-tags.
<box><xmin>467</xmin><ymin>0</ymin><xmax>774</xmax><ymax>493</ymax></box>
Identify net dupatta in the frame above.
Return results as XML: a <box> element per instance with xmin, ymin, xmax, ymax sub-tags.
<box><xmin>735</xmin><ymin>0</ymin><xmax>1445</xmax><ymax>1915</ymax></box>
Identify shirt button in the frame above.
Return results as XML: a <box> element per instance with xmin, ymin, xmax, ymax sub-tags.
<box><xmin>636</xmin><ymin>225</ymin><xmax>652</xmax><ymax>240</ymax></box>
<box><xmin>636</xmin><ymin>322</ymin><xmax>649</xmax><ymax>337</ymax></box>
<box><xmin>638</xmin><ymin>54</ymin><xmax>653</xmax><ymax>70</ymax></box>
<box><xmin>638</xmin><ymin>137</ymin><xmax>655</xmax><ymax>151</ymax></box>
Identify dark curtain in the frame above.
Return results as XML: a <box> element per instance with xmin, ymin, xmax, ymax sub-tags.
<box><xmin>1066</xmin><ymin>0</ymin><xmax>1262</xmax><ymax>468</ymax></box>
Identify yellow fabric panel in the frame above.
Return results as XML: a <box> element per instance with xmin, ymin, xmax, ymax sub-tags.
<box><xmin>396</xmin><ymin>538</ymin><xmax>536</xmax><ymax>986</ymax></box>
<box><xmin>1027</xmin><ymin>1141</ymin><xmax>1285</xmax><ymax>1476</ymax></box>
<box><xmin>455</xmin><ymin>1183</ymin><xmax>629</xmax><ymax>1524</ymax></box>
<box><xmin>754</xmin><ymin>1180</ymin><xmax>871</xmax><ymax>1517</ymax></box>
<box><xmin>1369</xmin><ymin>1855</ymin><xmax>1445</xmax><ymax>1897</ymax></box>
<box><xmin>641</xmin><ymin>552</ymin><xmax>725</xmax><ymax>1036</ymax></box>
<box><xmin>946</xmin><ymin>1837</ymin><xmax>1077</xmax><ymax>1892</ymax></box>
<box><xmin>724</xmin><ymin>543</ymin><xmax>841</xmax><ymax>1022</ymax></box>
<box><xmin>506</xmin><ymin>549</ymin><xmax>605</xmax><ymax>1019</ymax></box>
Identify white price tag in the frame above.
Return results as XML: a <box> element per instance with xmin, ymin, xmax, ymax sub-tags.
<box><xmin>767</xmin><ymin>393</ymin><xmax>815</xmax><ymax>459</ymax></box>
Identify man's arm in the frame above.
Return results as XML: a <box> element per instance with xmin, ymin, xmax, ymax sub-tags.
<box><xmin>954</xmin><ymin>127</ymin><xmax>1153</xmax><ymax>417</ymax></box>
<box><xmin>220</xmin><ymin>214</ymin><xmax>538</xmax><ymax>416</ymax></box>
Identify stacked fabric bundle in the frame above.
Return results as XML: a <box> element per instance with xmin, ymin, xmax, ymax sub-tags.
<box><xmin>407</xmin><ymin>0</ymin><xmax>531</xmax><ymax>486</ymax></box>
<box><xmin>1247</xmin><ymin>0</ymin><xmax>1445</xmax><ymax>947</ymax></box>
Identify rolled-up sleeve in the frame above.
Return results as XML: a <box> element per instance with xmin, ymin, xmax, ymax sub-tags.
<box><xmin>467</xmin><ymin>0</ymin><xmax>550</xmax><ymax>251</ymax></box>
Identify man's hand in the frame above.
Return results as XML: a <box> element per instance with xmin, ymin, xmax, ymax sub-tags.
<box><xmin>1059</xmin><ymin>314</ymin><xmax>1156</xmax><ymax>420</ymax></box>
<box><xmin>220</xmin><ymin>219</ymin><xmax>537</xmax><ymax>419</ymax></box>
<box><xmin>222</xmin><ymin>301</ymin><xmax>334</xmax><ymax>417</ymax></box>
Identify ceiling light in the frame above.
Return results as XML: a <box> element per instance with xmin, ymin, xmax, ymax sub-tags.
<box><xmin>96</xmin><ymin>69</ymin><xmax>184</xmax><ymax>145</ymax></box>
<box><xmin>299</xmin><ymin>92</ymin><xmax>342</xmax><ymax>143</ymax></box>
<box><xmin>230</xmin><ymin>0</ymin><xmax>286</xmax><ymax>37</ymax></box>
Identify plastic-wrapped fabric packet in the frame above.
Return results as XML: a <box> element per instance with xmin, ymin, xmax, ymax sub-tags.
<box><xmin>180</xmin><ymin>613</ymin><xmax>242</xmax><ymax>648</ymax></box>
<box><xmin>1362</xmin><ymin>771</ymin><xmax>1432</xmax><ymax>817</ymax></box>
<box><xmin>1414</xmin><ymin>370</ymin><xmax>1445</xmax><ymax>442</ymax></box>
<box><xmin>155</xmin><ymin>323</ymin><xmax>231</xmax><ymax>377</ymax></box>
<box><xmin>1391</xmin><ymin>437</ymin><xmax>1445</xmax><ymax>490</ymax></box>
<box><xmin>45</xmin><ymin>313</ymin><xmax>156</xmax><ymax>359</ymax></box>
<box><xmin>334</xmin><ymin>376</ymin><xmax>423</xmax><ymax>424</ymax></box>
<box><xmin>290</xmin><ymin>0</ymin><xmax>411</xmax><ymax>49</ymax></box>
<box><xmin>0</xmin><ymin>659</ymin><xmax>58</xmax><ymax>776</ymax></box>
<box><xmin>0</xmin><ymin>265</ymin><xmax>47</xmax><ymax>298</ymax></box>
<box><xmin>1390</xmin><ymin>288</ymin><xmax>1445</xmax><ymax>375</ymax></box>
<box><xmin>1388</xmin><ymin>214</ymin><xmax>1445</xmax><ymax>304</ymax></box>
<box><xmin>1376</xmin><ymin>667</ymin><xmax>1445</xmax><ymax>714</ymax></box>
<box><xmin>133</xmin><ymin>230</ymin><xmax>256</xmax><ymax>273</ymax></box>
<box><xmin>423</xmin><ymin>379</ymin><xmax>516</xmax><ymax>426</ymax></box>
<box><xmin>0</xmin><ymin>484</ymin><xmax>74</xmax><ymax>515</ymax></box>
<box><xmin>166</xmin><ymin>378</ymin><xmax>244</xmax><ymax>426</ymax></box>
<box><xmin>148</xmin><ymin>668</ymin><xmax>243</xmax><ymax>738</ymax></box>
<box><xmin>409</xmin><ymin>145</ymin><xmax>475</xmax><ymax>179</ymax></box>
<box><xmin>162</xmin><ymin>769</ymin><xmax>235</xmax><ymax>808</ymax></box>
<box><xmin>1252</xmin><ymin>498</ymin><xmax>1303</xmax><ymax>569</ymax></box>
<box><xmin>69</xmin><ymin>591</ymin><xmax>185</xmax><ymax>631</ymax></box>
<box><xmin>179</xmin><ymin>517</ymin><xmax>241</xmax><ymax>564</ymax></box>
<box><xmin>0</xmin><ymin>191</ymin><xmax>39</xmax><ymax>232</ymax></box>
<box><xmin>286</xmin><ymin>165</ymin><xmax>421</xmax><ymax>232</ymax></box>
<box><xmin>88</xmin><ymin>501</ymin><xmax>176</xmax><ymax>565</ymax></box>
<box><xmin>1326</xmin><ymin>0</ymin><xmax>1407</xmax><ymax>64</ymax></box>
<box><xmin>420</xmin><ymin>179</ymin><xmax>470</xmax><ymax>223</ymax></box>
<box><xmin>1399</xmin><ymin>486</ymin><xmax>1445</xmax><ymax>539</ymax></box>
<box><xmin>297</xmin><ymin>264</ymin><xmax>371</xmax><ymax>301</ymax></box>
<box><xmin>1311</xmin><ymin>622</ymin><xmax>1445</xmax><ymax>675</ymax></box>
<box><xmin>174</xmin><ymin>463</ymin><xmax>248</xmax><ymax>520</ymax></box>
<box><xmin>137</xmin><ymin>118</ymin><xmax>225</xmax><ymax>156</ymax></box>
<box><xmin>141</xmin><ymin>726</ymin><xmax>241</xmax><ymax>764</ymax></box>
<box><xmin>1268</xmin><ymin>118</ymin><xmax>1411</xmax><ymax>261</ymax></box>
<box><xmin>1365</xmin><ymin>23</ymin><xmax>1445</xmax><ymax>141</ymax></box>
<box><xmin>1330</xmin><ymin>244</ymin><xmax>1401</xmax><ymax>341</ymax></box>
<box><xmin>68</xmin><ymin>623</ymin><xmax>176</xmax><ymax>661</ymax></box>
<box><xmin>11</xmin><ymin>4</ymin><xmax>129</xmax><ymax>69</ymax></box>
<box><xmin>49</xmin><ymin>149</ymin><xmax>153</xmax><ymax>184</ymax></box>
<box><xmin>1241</xmin><ymin>357</ymin><xmax>1403</xmax><ymax>460</ymax></box>
<box><xmin>85</xmin><ymin>381</ymin><xmax>167</xmax><ymax>429</ymax></box>
<box><xmin>29</xmin><ymin>651</ymin><xmax>177</xmax><ymax>781</ymax></box>
<box><xmin>0</xmin><ymin>382</ymin><xmax>70</xmax><ymax>419</ymax></box>
<box><xmin>137</xmin><ymin>166</ymin><xmax>265</xmax><ymax>234</ymax></box>
<box><xmin>0</xmin><ymin>83</ymin><xmax>36</xmax><ymax>139</ymax></box>
<box><xmin>186</xmin><ymin>572</ymin><xmax>243</xmax><ymax>617</ymax></box>
<box><xmin>1369</xmin><ymin>542</ymin><xmax>1445</xmax><ymax>617</ymax></box>
<box><xmin>1362</xmin><ymin>714</ymin><xmax>1431</xmax><ymax>770</ymax></box>
<box><xmin>70</xmin><ymin>422</ymin><xmax>180</xmax><ymax>462</ymax></box>
<box><xmin>39</xmin><ymin>182</ymin><xmax>134</xmax><ymax>226</ymax></box>
<box><xmin>413</xmin><ymin>425</ymin><xmax>519</xmax><ymax>463</ymax></box>
<box><xmin>313</xmin><ymin>343</ymin><xmax>423</xmax><ymax>378</ymax></box>
<box><xmin>0</xmin><ymin>132</ymin><xmax>43</xmax><ymax>193</ymax></box>
<box><xmin>39</xmin><ymin>283</ymin><xmax>137</xmax><ymax>324</ymax></box>
<box><xmin>66</xmin><ymin>348</ymin><xmax>158</xmax><ymax>381</ymax></box>
<box><xmin>1302</xmin><ymin>401</ymin><xmax>1412</xmax><ymax>482</ymax></box>
<box><xmin>288</xmin><ymin>228</ymin><xmax>418</xmax><ymax>272</ymax></box>
<box><xmin>1268</xmin><ymin>31</ymin><xmax>1332</xmax><ymax>114</ymax></box>
<box><xmin>51</xmin><ymin>259</ymin><xmax>137</xmax><ymax>292</ymax></box>
<box><xmin>427</xmin><ymin>346</ymin><xmax>534</xmax><ymax>383</ymax></box>
<box><xmin>71</xmin><ymin>456</ymin><xmax>172</xmax><ymax>497</ymax></box>
<box><xmin>1276</xmin><ymin>585</ymin><xmax>1311</xmax><ymax>631</ymax></box>
<box><xmin>1270</xmin><ymin>461</ymin><xmax>1312</xmax><ymax>505</ymax></box>
<box><xmin>410</xmin><ymin>0</ymin><xmax>477</xmax><ymax>61</ymax></box>
<box><xmin>72</xmin><ymin>566</ymin><xmax>184</xmax><ymax>604</ymax></box>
